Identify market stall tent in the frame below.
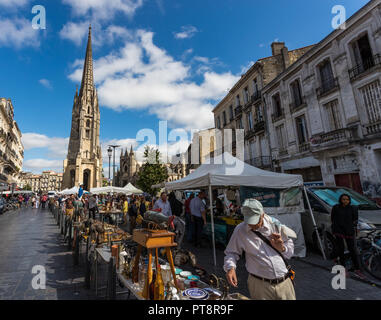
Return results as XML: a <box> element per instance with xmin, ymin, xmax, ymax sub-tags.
<box><xmin>159</xmin><ymin>152</ymin><xmax>325</xmax><ymax>266</ymax></box>
<box><xmin>90</xmin><ymin>186</ymin><xmax>132</xmax><ymax>195</ymax></box>
<box><xmin>60</xmin><ymin>186</ymin><xmax>79</xmax><ymax>195</ymax></box>
<box><xmin>123</xmin><ymin>183</ymin><xmax>144</xmax><ymax>195</ymax></box>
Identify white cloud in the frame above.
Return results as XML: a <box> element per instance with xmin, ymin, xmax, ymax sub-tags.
<box><xmin>60</xmin><ymin>22</ymin><xmax>132</xmax><ymax>46</ymax></box>
<box><xmin>22</xmin><ymin>133</ymin><xmax>69</xmax><ymax>158</ymax></box>
<box><xmin>59</xmin><ymin>21</ymin><xmax>89</xmax><ymax>46</ymax></box>
<box><xmin>62</xmin><ymin>0</ymin><xmax>144</xmax><ymax>21</ymax></box>
<box><xmin>68</xmin><ymin>30</ymin><xmax>239</xmax><ymax>130</ymax></box>
<box><xmin>39</xmin><ymin>79</ymin><xmax>52</xmax><ymax>89</ymax></box>
<box><xmin>0</xmin><ymin>0</ymin><xmax>29</xmax><ymax>7</ymax></box>
<box><xmin>0</xmin><ymin>18</ymin><xmax>40</xmax><ymax>48</ymax></box>
<box><xmin>174</xmin><ymin>25</ymin><xmax>198</xmax><ymax>39</ymax></box>
<box><xmin>23</xmin><ymin>159</ymin><xmax>63</xmax><ymax>173</ymax></box>
<box><xmin>240</xmin><ymin>61</ymin><xmax>255</xmax><ymax>74</ymax></box>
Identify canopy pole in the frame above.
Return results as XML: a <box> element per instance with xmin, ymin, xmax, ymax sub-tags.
<box><xmin>303</xmin><ymin>186</ymin><xmax>327</xmax><ymax>260</ymax></box>
<box><xmin>209</xmin><ymin>182</ymin><xmax>217</xmax><ymax>269</ymax></box>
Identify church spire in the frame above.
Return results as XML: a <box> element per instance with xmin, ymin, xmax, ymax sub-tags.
<box><xmin>79</xmin><ymin>25</ymin><xmax>94</xmax><ymax>98</ymax></box>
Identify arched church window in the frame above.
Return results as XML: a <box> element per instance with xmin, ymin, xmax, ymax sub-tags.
<box><xmin>86</xmin><ymin>120</ymin><xmax>90</xmax><ymax>128</ymax></box>
<box><xmin>88</xmin><ymin>106</ymin><xmax>90</xmax><ymax>114</ymax></box>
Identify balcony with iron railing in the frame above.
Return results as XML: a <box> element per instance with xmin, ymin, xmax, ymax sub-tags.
<box><xmin>251</xmin><ymin>90</ymin><xmax>262</xmax><ymax>103</ymax></box>
<box><xmin>349</xmin><ymin>54</ymin><xmax>381</xmax><ymax>81</ymax></box>
<box><xmin>278</xmin><ymin>148</ymin><xmax>288</xmax><ymax>157</ymax></box>
<box><xmin>235</xmin><ymin>105</ymin><xmax>242</xmax><ymax>117</ymax></box>
<box><xmin>316</xmin><ymin>77</ymin><xmax>339</xmax><ymax>98</ymax></box>
<box><xmin>310</xmin><ymin>128</ymin><xmax>348</xmax><ymax>147</ymax></box>
<box><xmin>299</xmin><ymin>142</ymin><xmax>311</xmax><ymax>153</ymax></box>
<box><xmin>271</xmin><ymin>108</ymin><xmax>285</xmax><ymax>122</ymax></box>
<box><xmin>253</xmin><ymin>120</ymin><xmax>265</xmax><ymax>134</ymax></box>
<box><xmin>246</xmin><ymin>156</ymin><xmax>272</xmax><ymax>169</ymax></box>
<box><xmin>289</xmin><ymin>96</ymin><xmax>307</xmax><ymax>113</ymax></box>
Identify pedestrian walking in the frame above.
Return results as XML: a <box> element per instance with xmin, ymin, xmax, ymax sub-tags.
<box><xmin>190</xmin><ymin>191</ymin><xmax>207</xmax><ymax>248</ymax></box>
<box><xmin>184</xmin><ymin>193</ymin><xmax>194</xmax><ymax>242</ymax></box>
<box><xmin>224</xmin><ymin>199</ymin><xmax>296</xmax><ymax>300</ymax></box>
<box><xmin>331</xmin><ymin>194</ymin><xmax>364</xmax><ymax>278</ymax></box>
<box><xmin>88</xmin><ymin>194</ymin><xmax>97</xmax><ymax>220</ymax></box>
<box><xmin>168</xmin><ymin>192</ymin><xmax>183</xmax><ymax>217</ymax></box>
<box><xmin>128</xmin><ymin>198</ymin><xmax>138</xmax><ymax>234</ymax></box>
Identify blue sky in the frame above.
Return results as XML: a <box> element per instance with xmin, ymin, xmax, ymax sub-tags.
<box><xmin>0</xmin><ymin>0</ymin><xmax>370</xmax><ymax>176</ymax></box>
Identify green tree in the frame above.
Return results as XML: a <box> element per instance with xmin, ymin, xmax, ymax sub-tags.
<box><xmin>23</xmin><ymin>184</ymin><xmax>32</xmax><ymax>191</ymax></box>
<box><xmin>136</xmin><ymin>147</ymin><xmax>168</xmax><ymax>195</ymax></box>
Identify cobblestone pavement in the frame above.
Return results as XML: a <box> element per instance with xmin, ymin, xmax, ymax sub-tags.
<box><xmin>0</xmin><ymin>207</ymin><xmax>96</xmax><ymax>300</ymax></box>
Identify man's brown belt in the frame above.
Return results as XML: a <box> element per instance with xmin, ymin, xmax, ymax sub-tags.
<box><xmin>249</xmin><ymin>272</ymin><xmax>290</xmax><ymax>285</ymax></box>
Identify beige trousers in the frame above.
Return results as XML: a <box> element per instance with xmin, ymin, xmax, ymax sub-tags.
<box><xmin>247</xmin><ymin>274</ymin><xmax>296</xmax><ymax>300</ymax></box>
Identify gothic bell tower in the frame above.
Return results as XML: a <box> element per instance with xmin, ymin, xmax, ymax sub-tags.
<box><xmin>63</xmin><ymin>26</ymin><xmax>103</xmax><ymax>190</ymax></box>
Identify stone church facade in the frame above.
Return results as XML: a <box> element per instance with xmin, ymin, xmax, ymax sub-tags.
<box><xmin>114</xmin><ymin>147</ymin><xmax>140</xmax><ymax>187</ymax></box>
<box><xmin>62</xmin><ymin>26</ymin><xmax>103</xmax><ymax>191</ymax></box>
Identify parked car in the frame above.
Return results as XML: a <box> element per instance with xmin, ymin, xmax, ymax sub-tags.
<box><xmin>301</xmin><ymin>186</ymin><xmax>381</xmax><ymax>258</ymax></box>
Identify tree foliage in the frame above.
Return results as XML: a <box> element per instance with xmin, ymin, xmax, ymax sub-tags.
<box><xmin>136</xmin><ymin>146</ymin><xmax>168</xmax><ymax>195</ymax></box>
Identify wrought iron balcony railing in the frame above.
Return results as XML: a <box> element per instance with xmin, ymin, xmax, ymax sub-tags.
<box><xmin>349</xmin><ymin>54</ymin><xmax>381</xmax><ymax>81</ymax></box>
<box><xmin>316</xmin><ymin>77</ymin><xmax>339</xmax><ymax>98</ymax></box>
<box><xmin>271</xmin><ymin>108</ymin><xmax>285</xmax><ymax>122</ymax></box>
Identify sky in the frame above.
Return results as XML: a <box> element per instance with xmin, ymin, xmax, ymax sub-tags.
<box><xmin>0</xmin><ymin>0</ymin><xmax>370</xmax><ymax>177</ymax></box>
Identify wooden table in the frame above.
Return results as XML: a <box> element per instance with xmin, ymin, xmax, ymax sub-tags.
<box><xmin>131</xmin><ymin>229</ymin><xmax>179</xmax><ymax>299</ymax></box>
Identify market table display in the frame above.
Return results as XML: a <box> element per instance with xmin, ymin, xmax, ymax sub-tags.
<box><xmin>114</xmin><ymin>211</ymin><xmax>250</xmax><ymax>300</ymax></box>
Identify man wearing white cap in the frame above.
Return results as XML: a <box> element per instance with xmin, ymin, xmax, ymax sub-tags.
<box><xmin>224</xmin><ymin>198</ymin><xmax>296</xmax><ymax>300</ymax></box>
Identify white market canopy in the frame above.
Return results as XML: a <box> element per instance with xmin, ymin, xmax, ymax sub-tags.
<box><xmin>163</xmin><ymin>152</ymin><xmax>303</xmax><ymax>190</ymax></box>
<box><xmin>60</xmin><ymin>186</ymin><xmax>79</xmax><ymax>195</ymax></box>
<box><xmin>90</xmin><ymin>186</ymin><xmax>132</xmax><ymax>195</ymax></box>
<box><xmin>123</xmin><ymin>183</ymin><xmax>144</xmax><ymax>195</ymax></box>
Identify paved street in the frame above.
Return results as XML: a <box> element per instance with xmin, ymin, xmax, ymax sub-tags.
<box><xmin>0</xmin><ymin>206</ymin><xmax>95</xmax><ymax>300</ymax></box>
<box><xmin>1</xmin><ymin>206</ymin><xmax>381</xmax><ymax>300</ymax></box>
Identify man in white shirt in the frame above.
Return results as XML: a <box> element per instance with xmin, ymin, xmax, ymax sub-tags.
<box><xmin>190</xmin><ymin>191</ymin><xmax>207</xmax><ymax>248</ymax></box>
<box><xmin>224</xmin><ymin>198</ymin><xmax>296</xmax><ymax>300</ymax></box>
<box><xmin>153</xmin><ymin>192</ymin><xmax>172</xmax><ymax>217</ymax></box>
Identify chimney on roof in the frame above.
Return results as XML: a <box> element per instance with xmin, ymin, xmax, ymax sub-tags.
<box><xmin>271</xmin><ymin>42</ymin><xmax>286</xmax><ymax>56</ymax></box>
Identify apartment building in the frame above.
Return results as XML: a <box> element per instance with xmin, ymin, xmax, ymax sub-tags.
<box><xmin>262</xmin><ymin>0</ymin><xmax>381</xmax><ymax>201</ymax></box>
<box><xmin>0</xmin><ymin>98</ymin><xmax>24</xmax><ymax>186</ymax></box>
<box><xmin>212</xmin><ymin>42</ymin><xmax>314</xmax><ymax>169</ymax></box>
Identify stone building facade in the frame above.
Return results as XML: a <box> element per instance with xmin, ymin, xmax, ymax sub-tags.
<box><xmin>212</xmin><ymin>42</ymin><xmax>314</xmax><ymax>169</ymax></box>
<box><xmin>62</xmin><ymin>26</ymin><xmax>103</xmax><ymax>191</ymax></box>
<box><xmin>262</xmin><ymin>0</ymin><xmax>381</xmax><ymax>201</ymax></box>
<box><xmin>0</xmin><ymin>98</ymin><xmax>24</xmax><ymax>186</ymax></box>
<box><xmin>21</xmin><ymin>171</ymin><xmax>63</xmax><ymax>193</ymax></box>
<box><xmin>211</xmin><ymin>0</ymin><xmax>381</xmax><ymax>202</ymax></box>
<box><xmin>114</xmin><ymin>147</ymin><xmax>141</xmax><ymax>187</ymax></box>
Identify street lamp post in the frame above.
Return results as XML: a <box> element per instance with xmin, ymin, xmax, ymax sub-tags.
<box><xmin>107</xmin><ymin>147</ymin><xmax>112</xmax><ymax>186</ymax></box>
<box><xmin>108</xmin><ymin>145</ymin><xmax>120</xmax><ymax>186</ymax></box>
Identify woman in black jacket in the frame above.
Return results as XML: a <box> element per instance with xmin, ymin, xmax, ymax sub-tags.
<box><xmin>331</xmin><ymin>194</ymin><xmax>362</xmax><ymax>275</ymax></box>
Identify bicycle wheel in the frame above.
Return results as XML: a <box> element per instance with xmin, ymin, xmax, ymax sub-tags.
<box><xmin>361</xmin><ymin>250</ymin><xmax>381</xmax><ymax>280</ymax></box>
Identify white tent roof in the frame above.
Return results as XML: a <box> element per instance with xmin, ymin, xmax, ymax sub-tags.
<box><xmin>123</xmin><ymin>183</ymin><xmax>144</xmax><ymax>194</ymax></box>
<box><xmin>164</xmin><ymin>152</ymin><xmax>303</xmax><ymax>190</ymax></box>
<box><xmin>60</xmin><ymin>186</ymin><xmax>79</xmax><ymax>195</ymax></box>
<box><xmin>90</xmin><ymin>186</ymin><xmax>132</xmax><ymax>195</ymax></box>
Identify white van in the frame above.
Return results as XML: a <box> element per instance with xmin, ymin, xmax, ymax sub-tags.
<box><xmin>48</xmin><ymin>191</ymin><xmax>57</xmax><ymax>198</ymax></box>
